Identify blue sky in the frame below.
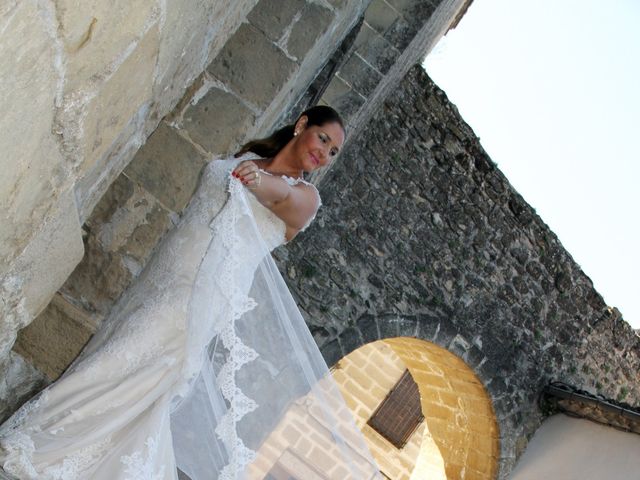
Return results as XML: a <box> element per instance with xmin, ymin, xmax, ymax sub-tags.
<box><xmin>424</xmin><ymin>0</ymin><xmax>640</xmax><ymax>328</ymax></box>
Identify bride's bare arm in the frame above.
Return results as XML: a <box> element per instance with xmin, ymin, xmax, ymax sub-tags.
<box><xmin>232</xmin><ymin>161</ymin><xmax>319</xmax><ymax>233</ymax></box>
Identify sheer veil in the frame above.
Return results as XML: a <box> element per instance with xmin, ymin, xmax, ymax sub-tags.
<box><xmin>169</xmin><ymin>162</ymin><xmax>381</xmax><ymax>479</ymax></box>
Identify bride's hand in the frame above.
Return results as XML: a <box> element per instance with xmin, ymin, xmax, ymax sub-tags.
<box><xmin>232</xmin><ymin>161</ymin><xmax>261</xmax><ymax>189</ymax></box>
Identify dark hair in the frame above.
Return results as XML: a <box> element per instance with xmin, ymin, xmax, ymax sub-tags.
<box><xmin>235</xmin><ymin>105</ymin><xmax>344</xmax><ymax>158</ymax></box>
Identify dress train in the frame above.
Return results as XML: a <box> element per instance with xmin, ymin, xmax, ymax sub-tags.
<box><xmin>0</xmin><ymin>155</ymin><xmax>380</xmax><ymax>479</ymax></box>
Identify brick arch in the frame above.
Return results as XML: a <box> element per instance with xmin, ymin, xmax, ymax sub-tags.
<box><xmin>324</xmin><ymin>314</ymin><xmax>513</xmax><ymax>479</ymax></box>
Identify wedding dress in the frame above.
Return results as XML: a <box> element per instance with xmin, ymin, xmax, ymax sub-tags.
<box><xmin>0</xmin><ymin>154</ymin><xmax>381</xmax><ymax>479</ymax></box>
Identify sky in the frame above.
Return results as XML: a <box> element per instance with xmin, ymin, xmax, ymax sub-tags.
<box><xmin>423</xmin><ymin>0</ymin><xmax>640</xmax><ymax>328</ymax></box>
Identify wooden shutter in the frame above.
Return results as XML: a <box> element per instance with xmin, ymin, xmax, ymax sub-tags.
<box><xmin>368</xmin><ymin>370</ymin><xmax>423</xmax><ymax>448</ymax></box>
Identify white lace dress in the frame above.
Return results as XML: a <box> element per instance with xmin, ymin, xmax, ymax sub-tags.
<box><xmin>0</xmin><ymin>155</ymin><xmax>380</xmax><ymax>480</ymax></box>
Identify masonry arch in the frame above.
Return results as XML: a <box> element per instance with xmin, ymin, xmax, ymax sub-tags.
<box><xmin>330</xmin><ymin>334</ymin><xmax>499</xmax><ymax>479</ymax></box>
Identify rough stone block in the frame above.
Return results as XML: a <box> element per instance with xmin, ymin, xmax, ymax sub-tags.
<box><xmin>56</xmin><ymin>0</ymin><xmax>157</xmax><ymax>92</ymax></box>
<box><xmin>125</xmin><ymin>122</ymin><xmax>207</xmax><ymax>212</ymax></box>
<box><xmin>338</xmin><ymin>327</ymin><xmax>363</xmax><ymax>356</ymax></box>
<box><xmin>61</xmin><ymin>174</ymin><xmax>173</xmax><ymax>317</ymax></box>
<box><xmin>0</xmin><ymin>191</ymin><xmax>83</xmax><ymax>422</ymax></box>
<box><xmin>433</xmin><ymin>320</ymin><xmax>458</xmax><ymax>350</ymax></box>
<box><xmin>396</xmin><ymin>0</ymin><xmax>439</xmax><ymax>32</ymax></box>
<box><xmin>321</xmin><ymin>76</ymin><xmax>366</xmax><ymax>122</ymax></box>
<box><xmin>326</xmin><ymin>0</ymin><xmax>347</xmax><ymax>8</ymax></box>
<box><xmin>1</xmin><ymin>190</ymin><xmax>84</xmax><ymax>351</ymax></box>
<box><xmin>207</xmin><ymin>23</ymin><xmax>296</xmax><ymax>109</ymax></box>
<box><xmin>320</xmin><ymin>339</ymin><xmax>344</xmax><ymax>368</ymax></box>
<box><xmin>247</xmin><ymin>0</ymin><xmax>306</xmax><ymax>42</ymax></box>
<box><xmin>14</xmin><ymin>294</ymin><xmax>95</xmax><ymax>380</ymax></box>
<box><xmin>382</xmin><ymin>14</ymin><xmax>414</xmax><ymax>51</ymax></box>
<box><xmin>463</xmin><ymin>344</ymin><xmax>487</xmax><ymax>370</ymax></box>
<box><xmin>364</xmin><ymin>0</ymin><xmax>399</xmax><ymax>36</ymax></box>
<box><xmin>356</xmin><ymin>313</ymin><xmax>380</xmax><ymax>344</ymax></box>
<box><xmin>0</xmin><ymin>352</ymin><xmax>48</xmax><ymax>424</ymax></box>
<box><xmin>153</xmin><ymin>0</ymin><xmax>216</xmax><ymax>113</ymax></box>
<box><xmin>396</xmin><ymin>315</ymin><xmax>418</xmax><ymax>337</ymax></box>
<box><xmin>75</xmin><ymin>106</ymin><xmax>155</xmax><ymax>224</ymax></box>
<box><xmin>385</xmin><ymin>0</ymin><xmax>432</xmax><ymax>12</ymax></box>
<box><xmin>182</xmin><ymin>87</ymin><xmax>256</xmax><ymax>155</ymax></box>
<box><xmin>75</xmin><ymin>25</ymin><xmax>159</xmax><ymax>178</ymax></box>
<box><xmin>354</xmin><ymin>22</ymin><xmax>399</xmax><ymax>74</ymax></box>
<box><xmin>0</xmin><ymin>1</ymin><xmax>68</xmax><ymax>265</ymax></box>
<box><xmin>287</xmin><ymin>2</ymin><xmax>335</xmax><ymax>60</ymax></box>
<box><xmin>378</xmin><ymin>314</ymin><xmax>400</xmax><ymax>339</ymax></box>
<box><xmin>337</xmin><ymin>53</ymin><xmax>382</xmax><ymax>97</ymax></box>
<box><xmin>154</xmin><ymin>0</ymin><xmax>260</xmax><ymax>116</ymax></box>
<box><xmin>448</xmin><ymin>333</ymin><xmax>471</xmax><ymax>358</ymax></box>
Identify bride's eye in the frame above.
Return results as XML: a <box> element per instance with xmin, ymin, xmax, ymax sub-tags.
<box><xmin>319</xmin><ymin>133</ymin><xmax>327</xmax><ymax>143</ymax></box>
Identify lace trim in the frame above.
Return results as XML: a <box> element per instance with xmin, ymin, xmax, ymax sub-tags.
<box><xmin>42</xmin><ymin>435</ymin><xmax>112</xmax><ymax>480</ymax></box>
<box><xmin>120</xmin><ymin>436</ymin><xmax>165</xmax><ymax>480</ymax></box>
<box><xmin>1</xmin><ymin>432</ymin><xmax>38</xmax><ymax>479</ymax></box>
<box><xmin>210</xmin><ymin>176</ymin><xmax>261</xmax><ymax>479</ymax></box>
<box><xmin>1</xmin><ymin>430</ymin><xmax>112</xmax><ymax>480</ymax></box>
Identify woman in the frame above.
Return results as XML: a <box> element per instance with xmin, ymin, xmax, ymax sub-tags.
<box><xmin>0</xmin><ymin>106</ymin><xmax>381</xmax><ymax>479</ymax></box>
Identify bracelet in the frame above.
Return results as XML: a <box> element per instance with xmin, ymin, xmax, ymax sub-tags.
<box><xmin>248</xmin><ymin>170</ymin><xmax>261</xmax><ymax>189</ymax></box>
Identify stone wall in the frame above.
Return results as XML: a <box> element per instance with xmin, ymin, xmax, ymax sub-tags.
<box><xmin>4</xmin><ymin>2</ymin><xmax>632</xmax><ymax>479</ymax></box>
<box><xmin>276</xmin><ymin>65</ymin><xmax>640</xmax><ymax>477</ymax></box>
<box><xmin>1</xmin><ymin>0</ymin><xmax>259</xmax><ymax>413</ymax></box>
<box><xmin>6</xmin><ymin>0</ymin><xmax>470</xmax><ymax>420</ymax></box>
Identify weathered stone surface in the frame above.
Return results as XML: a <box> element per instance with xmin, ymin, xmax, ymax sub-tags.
<box><xmin>337</xmin><ymin>53</ymin><xmax>382</xmax><ymax>96</ymax></box>
<box><xmin>154</xmin><ymin>0</ymin><xmax>258</xmax><ymax>116</ymax></box>
<box><xmin>382</xmin><ymin>14</ymin><xmax>415</xmax><ymax>50</ymax></box>
<box><xmin>0</xmin><ymin>352</ymin><xmax>48</xmax><ymax>424</ymax></box>
<box><xmin>0</xmin><ymin>1</ymin><xmax>68</xmax><ymax>265</ymax></box>
<box><xmin>286</xmin><ymin>2</ymin><xmax>335</xmax><ymax>60</ymax></box>
<box><xmin>55</xmin><ymin>0</ymin><xmax>158</xmax><ymax>93</ymax></box>
<box><xmin>75</xmin><ymin>103</ymin><xmax>154</xmax><ymax>224</ymax></box>
<box><xmin>290</xmin><ymin>15</ymin><xmax>365</xmax><ymax>118</ymax></box>
<box><xmin>125</xmin><ymin>122</ymin><xmax>207</xmax><ymax>212</ymax></box>
<box><xmin>321</xmin><ymin>76</ymin><xmax>366</xmax><ymax>122</ymax></box>
<box><xmin>327</xmin><ymin>0</ymin><xmax>349</xmax><ymax>7</ymax></box>
<box><xmin>0</xmin><ymin>190</ymin><xmax>84</xmax><ymax>369</ymax></box>
<box><xmin>207</xmin><ymin>23</ymin><xmax>297</xmax><ymax>109</ymax></box>
<box><xmin>182</xmin><ymin>87</ymin><xmax>256</xmax><ymax>155</ymax></box>
<box><xmin>62</xmin><ymin>174</ymin><xmax>174</xmax><ymax>318</ymax></box>
<box><xmin>75</xmin><ymin>2</ymin><xmax>259</xmax><ymax>220</ymax></box>
<box><xmin>363</xmin><ymin>0</ymin><xmax>399</xmax><ymax>35</ymax></box>
<box><xmin>281</xmin><ymin>65</ymin><xmax>640</xmax><ymax>479</ymax></box>
<box><xmin>247</xmin><ymin>0</ymin><xmax>305</xmax><ymax>42</ymax></box>
<box><xmin>327</xmin><ymin>0</ymin><xmax>348</xmax><ymax>8</ymax></box>
<box><xmin>154</xmin><ymin>0</ymin><xmax>217</xmax><ymax>101</ymax></box>
<box><xmin>14</xmin><ymin>294</ymin><xmax>96</xmax><ymax>381</ymax></box>
<box><xmin>74</xmin><ymin>25</ymin><xmax>159</xmax><ymax>179</ymax></box>
<box><xmin>354</xmin><ymin>21</ymin><xmax>400</xmax><ymax>74</ymax></box>
<box><xmin>392</xmin><ymin>0</ymin><xmax>439</xmax><ymax>33</ymax></box>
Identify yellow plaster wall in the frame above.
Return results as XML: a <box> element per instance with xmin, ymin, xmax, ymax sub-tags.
<box><xmin>386</xmin><ymin>337</ymin><xmax>499</xmax><ymax>479</ymax></box>
<box><xmin>244</xmin><ymin>337</ymin><xmax>498</xmax><ymax>479</ymax></box>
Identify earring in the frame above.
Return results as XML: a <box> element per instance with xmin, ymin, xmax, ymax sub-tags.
<box><xmin>294</xmin><ymin>131</ymin><xmax>299</xmax><ymax>136</ymax></box>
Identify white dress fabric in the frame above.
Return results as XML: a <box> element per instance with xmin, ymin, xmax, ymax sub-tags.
<box><xmin>0</xmin><ymin>154</ymin><xmax>381</xmax><ymax>480</ymax></box>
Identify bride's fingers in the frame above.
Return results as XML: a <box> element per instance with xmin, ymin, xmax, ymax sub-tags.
<box><xmin>232</xmin><ymin>163</ymin><xmax>257</xmax><ymax>179</ymax></box>
<box><xmin>235</xmin><ymin>167</ymin><xmax>258</xmax><ymax>182</ymax></box>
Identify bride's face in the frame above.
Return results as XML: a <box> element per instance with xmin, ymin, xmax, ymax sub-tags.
<box><xmin>293</xmin><ymin>120</ymin><xmax>345</xmax><ymax>172</ymax></box>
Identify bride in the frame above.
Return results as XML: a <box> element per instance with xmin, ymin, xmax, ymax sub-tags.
<box><xmin>0</xmin><ymin>106</ymin><xmax>381</xmax><ymax>479</ymax></box>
